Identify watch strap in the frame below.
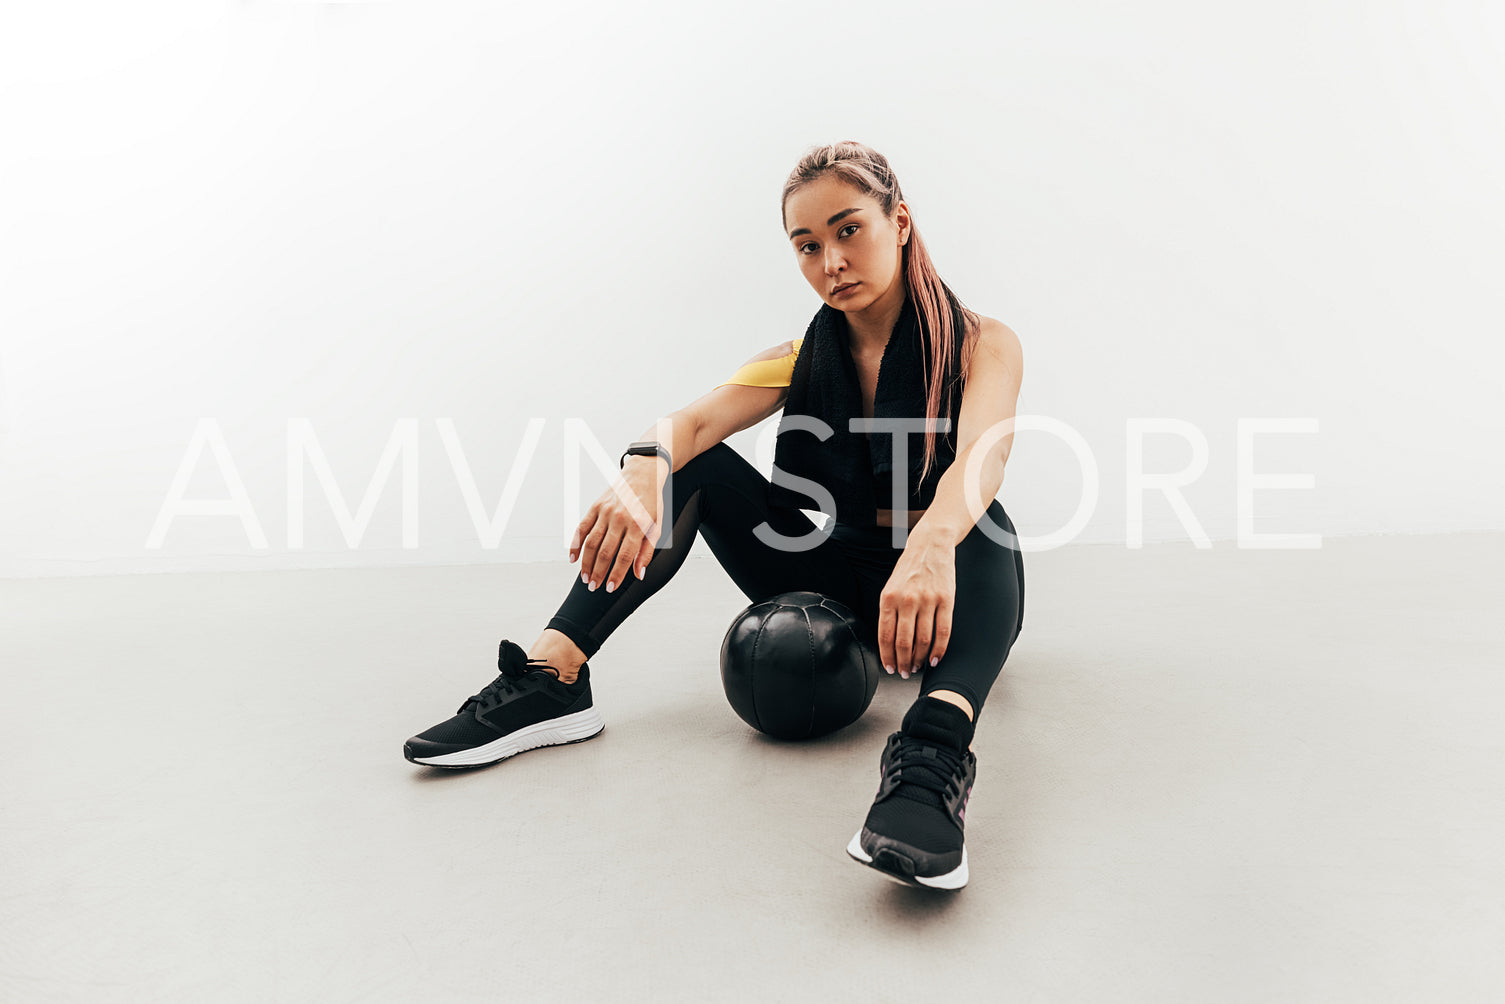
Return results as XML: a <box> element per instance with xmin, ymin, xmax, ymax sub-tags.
<box><xmin>619</xmin><ymin>441</ymin><xmax>673</xmax><ymax>470</ymax></box>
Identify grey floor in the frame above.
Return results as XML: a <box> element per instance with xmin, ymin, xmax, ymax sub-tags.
<box><xmin>3</xmin><ymin>533</ymin><xmax>1503</xmax><ymax>1002</ymax></box>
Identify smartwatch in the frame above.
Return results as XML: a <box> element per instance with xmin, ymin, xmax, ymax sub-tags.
<box><xmin>619</xmin><ymin>440</ymin><xmax>673</xmax><ymax>470</ymax></box>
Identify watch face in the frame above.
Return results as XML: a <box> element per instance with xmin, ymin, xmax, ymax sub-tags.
<box><xmin>622</xmin><ymin>443</ymin><xmax>666</xmax><ymax>467</ymax></box>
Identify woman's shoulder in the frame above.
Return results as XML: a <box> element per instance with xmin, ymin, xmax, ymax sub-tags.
<box><xmin>715</xmin><ymin>337</ymin><xmax>804</xmax><ymax>389</ymax></box>
<box><xmin>970</xmin><ymin>314</ymin><xmax>1021</xmax><ymax>361</ymax></box>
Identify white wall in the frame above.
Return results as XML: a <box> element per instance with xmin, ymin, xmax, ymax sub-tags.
<box><xmin>1</xmin><ymin>0</ymin><xmax>1500</xmax><ymax>577</ymax></box>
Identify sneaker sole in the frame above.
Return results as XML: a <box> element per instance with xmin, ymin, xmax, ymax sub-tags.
<box><xmin>845</xmin><ymin>829</ymin><xmax>969</xmax><ymax>890</ymax></box>
<box><xmin>405</xmin><ymin>707</ymin><xmax>606</xmax><ymax>768</ymax></box>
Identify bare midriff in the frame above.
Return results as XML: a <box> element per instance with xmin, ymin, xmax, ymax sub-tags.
<box><xmin>875</xmin><ymin>507</ymin><xmax>929</xmax><ymax>528</ymax></box>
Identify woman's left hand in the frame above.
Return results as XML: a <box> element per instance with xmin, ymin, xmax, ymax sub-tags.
<box><xmin>877</xmin><ymin>529</ymin><xmax>957</xmax><ymax>679</ymax></box>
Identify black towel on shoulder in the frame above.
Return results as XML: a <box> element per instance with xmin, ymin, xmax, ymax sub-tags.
<box><xmin>769</xmin><ymin>293</ymin><xmax>961</xmax><ymax>525</ymax></box>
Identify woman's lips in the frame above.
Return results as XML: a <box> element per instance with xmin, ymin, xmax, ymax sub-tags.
<box><xmin>833</xmin><ymin>283</ymin><xmax>859</xmax><ymax>297</ymax></box>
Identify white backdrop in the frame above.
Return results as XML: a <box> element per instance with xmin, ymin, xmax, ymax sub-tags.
<box><xmin>1</xmin><ymin>0</ymin><xmax>1500</xmax><ymax>577</ymax></box>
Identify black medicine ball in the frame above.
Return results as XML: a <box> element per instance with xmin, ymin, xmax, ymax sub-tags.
<box><xmin>719</xmin><ymin>590</ymin><xmax>881</xmax><ymax>740</ymax></box>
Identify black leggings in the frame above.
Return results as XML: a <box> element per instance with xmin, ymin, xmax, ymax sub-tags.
<box><xmin>546</xmin><ymin>442</ymin><xmax>1025</xmax><ymax>721</ymax></box>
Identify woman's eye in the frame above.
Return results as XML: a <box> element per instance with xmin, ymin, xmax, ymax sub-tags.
<box><xmin>799</xmin><ymin>225</ymin><xmax>859</xmax><ymax>255</ymax></box>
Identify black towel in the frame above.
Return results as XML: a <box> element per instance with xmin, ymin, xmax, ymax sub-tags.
<box><xmin>769</xmin><ymin>293</ymin><xmax>961</xmax><ymax>525</ymax></box>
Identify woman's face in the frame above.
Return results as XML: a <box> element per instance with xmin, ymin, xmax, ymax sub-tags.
<box><xmin>784</xmin><ymin>175</ymin><xmax>908</xmax><ymax>312</ymax></box>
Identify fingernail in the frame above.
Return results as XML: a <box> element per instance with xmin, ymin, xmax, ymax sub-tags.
<box><xmin>884</xmin><ymin>664</ymin><xmax>893</xmax><ymax>674</ymax></box>
<box><xmin>930</xmin><ymin>656</ymin><xmax>938</xmax><ymax>666</ymax></box>
<box><xmin>580</xmin><ymin>573</ymin><xmax>588</xmax><ymax>584</ymax></box>
<box><xmin>605</xmin><ymin>580</ymin><xmax>615</xmax><ymax>593</ymax></box>
<box><xmin>588</xmin><ymin>580</ymin><xmax>597</xmax><ymax>591</ymax></box>
<box><xmin>900</xmin><ymin>671</ymin><xmax>909</xmax><ymax>679</ymax></box>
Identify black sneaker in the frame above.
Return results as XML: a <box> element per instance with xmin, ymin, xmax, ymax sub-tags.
<box><xmin>846</xmin><ymin>695</ymin><xmax>977</xmax><ymax>890</ymax></box>
<box><xmin>403</xmin><ymin>639</ymin><xmax>604</xmax><ymax>768</ymax></box>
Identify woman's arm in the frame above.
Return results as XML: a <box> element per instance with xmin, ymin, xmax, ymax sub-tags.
<box><xmin>581</xmin><ymin>341</ymin><xmax>797</xmax><ymax>591</ymax></box>
<box><xmin>620</xmin><ymin>339</ymin><xmax>795</xmax><ymax>478</ymax></box>
<box><xmin>878</xmin><ymin>317</ymin><xmax>1023</xmax><ymax>680</ymax></box>
<box><xmin>912</xmin><ymin>318</ymin><xmax>1024</xmax><ymax>546</ymax></box>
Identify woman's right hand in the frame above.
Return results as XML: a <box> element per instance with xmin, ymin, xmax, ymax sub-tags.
<box><xmin>568</xmin><ymin>459</ymin><xmax>666</xmax><ymax>593</ymax></box>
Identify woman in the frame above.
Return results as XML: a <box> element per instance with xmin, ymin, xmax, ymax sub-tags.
<box><xmin>403</xmin><ymin>140</ymin><xmax>1026</xmax><ymax>891</ymax></box>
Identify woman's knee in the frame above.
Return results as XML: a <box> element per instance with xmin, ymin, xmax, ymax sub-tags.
<box><xmin>672</xmin><ymin>442</ymin><xmax>780</xmax><ymax>523</ymax></box>
<box><xmin>955</xmin><ymin>533</ymin><xmax>1020</xmax><ymax>595</ymax></box>
<box><xmin>960</xmin><ymin>501</ymin><xmax>1021</xmax><ymax>553</ymax></box>
<box><xmin>679</xmin><ymin>441</ymin><xmax>740</xmax><ymax>476</ymax></box>
<box><xmin>662</xmin><ymin>443</ymin><xmax>743</xmax><ymax>517</ymax></box>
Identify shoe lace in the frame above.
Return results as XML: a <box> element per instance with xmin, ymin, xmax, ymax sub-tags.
<box><xmin>457</xmin><ymin>643</ymin><xmax>561</xmax><ymax>714</ymax></box>
<box><xmin>888</xmin><ymin>735</ymin><xmax>967</xmax><ymax>804</ymax></box>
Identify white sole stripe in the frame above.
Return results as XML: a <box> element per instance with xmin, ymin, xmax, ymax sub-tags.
<box><xmin>846</xmin><ymin>829</ymin><xmax>969</xmax><ymax>889</ymax></box>
<box><xmin>413</xmin><ymin>706</ymin><xmax>605</xmax><ymax>767</ymax></box>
